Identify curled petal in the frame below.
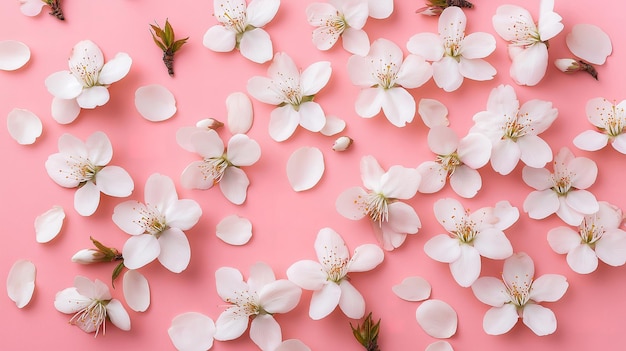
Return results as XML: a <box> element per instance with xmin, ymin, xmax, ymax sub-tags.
<box><xmin>35</xmin><ymin>205</ymin><xmax>65</xmax><ymax>243</ymax></box>
<box><xmin>426</xmin><ymin>341</ymin><xmax>454</xmax><ymax>351</ymax></box>
<box><xmin>320</xmin><ymin>115</ymin><xmax>346</xmax><ymax>136</ymax></box>
<box><xmin>216</xmin><ymin>215</ymin><xmax>252</xmax><ymax>246</ymax></box>
<box><xmin>7</xmin><ymin>108</ymin><xmax>42</xmax><ymax>145</ymax></box>
<box><xmin>392</xmin><ymin>276</ymin><xmax>431</xmax><ymax>302</ymax></box>
<box><xmin>566</xmin><ymin>24</ymin><xmax>612</xmax><ymax>65</ymax></box>
<box><xmin>416</xmin><ymin>299</ymin><xmax>458</xmax><ymax>338</ymax></box>
<box><xmin>0</xmin><ymin>40</ymin><xmax>30</xmax><ymax>71</ymax></box>
<box><xmin>287</xmin><ymin>147</ymin><xmax>324</xmax><ymax>192</ymax></box>
<box><xmin>135</xmin><ymin>85</ymin><xmax>177</xmax><ymax>122</ymax></box>
<box><xmin>123</xmin><ymin>270</ymin><xmax>150</xmax><ymax>312</ymax></box>
<box><xmin>6</xmin><ymin>259</ymin><xmax>36</xmax><ymax>308</ymax></box>
<box><xmin>348</xmin><ymin>244</ymin><xmax>384</xmax><ymax>272</ymax></box>
<box><xmin>168</xmin><ymin>312</ymin><xmax>216</xmax><ymax>351</ymax></box>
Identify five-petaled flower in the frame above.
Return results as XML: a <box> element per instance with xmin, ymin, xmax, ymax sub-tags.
<box><xmin>247</xmin><ymin>52</ymin><xmax>332</xmax><ymax>142</ymax></box>
<box><xmin>45</xmin><ymin>131</ymin><xmax>134</xmax><ymax>217</ymax></box>
<box><xmin>287</xmin><ymin>227</ymin><xmax>384</xmax><ymax>320</ymax></box>
<box><xmin>424</xmin><ymin>198</ymin><xmax>517</xmax><ymax>287</ymax></box>
<box><xmin>336</xmin><ymin>155</ymin><xmax>422</xmax><ymax>251</ymax></box>
<box><xmin>471</xmin><ymin>252</ymin><xmax>569</xmax><ymax>336</ymax></box>
<box><xmin>214</xmin><ymin>262</ymin><xmax>302</xmax><ymax>351</ymax></box>
<box><xmin>113</xmin><ymin>173</ymin><xmax>202</xmax><ymax>273</ymax></box>
<box><xmin>522</xmin><ymin>147</ymin><xmax>599</xmax><ymax>226</ymax></box>
<box><xmin>407</xmin><ymin>6</ymin><xmax>496</xmax><ymax>92</ymax></box>
<box><xmin>470</xmin><ymin>84</ymin><xmax>558</xmax><ymax>175</ymax></box>
<box><xmin>178</xmin><ymin>129</ymin><xmax>261</xmax><ymax>205</ymax></box>
<box><xmin>573</xmin><ymin>98</ymin><xmax>626</xmax><ymax>154</ymax></box>
<box><xmin>45</xmin><ymin>40</ymin><xmax>132</xmax><ymax>124</ymax></box>
<box><xmin>54</xmin><ymin>276</ymin><xmax>131</xmax><ymax>336</ymax></box>
<box><xmin>203</xmin><ymin>0</ymin><xmax>280</xmax><ymax>64</ymax></box>
<box><xmin>306</xmin><ymin>0</ymin><xmax>370</xmax><ymax>56</ymax></box>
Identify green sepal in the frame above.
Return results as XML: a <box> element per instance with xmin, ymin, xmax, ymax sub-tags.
<box><xmin>111</xmin><ymin>261</ymin><xmax>125</xmax><ymax>289</ymax></box>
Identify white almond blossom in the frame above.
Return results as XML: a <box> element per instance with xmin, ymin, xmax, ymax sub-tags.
<box><xmin>214</xmin><ymin>262</ymin><xmax>302</xmax><ymax>351</ymax></box>
<box><xmin>547</xmin><ymin>201</ymin><xmax>626</xmax><ymax>274</ymax></box>
<box><xmin>555</xmin><ymin>24</ymin><xmax>612</xmax><ymax>79</ymax></box>
<box><xmin>367</xmin><ymin>0</ymin><xmax>392</xmax><ymax>19</ymax></box>
<box><xmin>178</xmin><ymin>129</ymin><xmax>261</xmax><ymax>205</ymax></box>
<box><xmin>113</xmin><ymin>173</ymin><xmax>202</xmax><ymax>273</ymax></box>
<box><xmin>522</xmin><ymin>147</ymin><xmax>599</xmax><ymax>226</ymax></box>
<box><xmin>54</xmin><ymin>276</ymin><xmax>130</xmax><ymax>336</ymax></box>
<box><xmin>424</xmin><ymin>199</ymin><xmax>517</xmax><ymax>287</ymax></box>
<box><xmin>45</xmin><ymin>131</ymin><xmax>134</xmax><ymax>216</ymax></box>
<box><xmin>492</xmin><ymin>0</ymin><xmax>563</xmax><ymax>86</ymax></box>
<box><xmin>471</xmin><ymin>253</ymin><xmax>568</xmax><ymax>336</ymax></box>
<box><xmin>45</xmin><ymin>40</ymin><xmax>132</xmax><ymax>124</ymax></box>
<box><xmin>247</xmin><ymin>52</ymin><xmax>331</xmax><ymax>141</ymax></box>
<box><xmin>470</xmin><ymin>84</ymin><xmax>558</xmax><ymax>175</ymax></box>
<box><xmin>347</xmin><ymin>38</ymin><xmax>432</xmax><ymax>127</ymax></box>
<box><xmin>336</xmin><ymin>155</ymin><xmax>422</xmax><ymax>251</ymax></box>
<box><xmin>417</xmin><ymin>126</ymin><xmax>491</xmax><ymax>198</ymax></box>
<box><xmin>203</xmin><ymin>0</ymin><xmax>280</xmax><ymax>64</ymax></box>
<box><xmin>573</xmin><ymin>98</ymin><xmax>626</xmax><ymax>154</ymax></box>
<box><xmin>287</xmin><ymin>227</ymin><xmax>384</xmax><ymax>320</ymax></box>
<box><xmin>407</xmin><ymin>6</ymin><xmax>496</xmax><ymax>92</ymax></box>
<box><xmin>306</xmin><ymin>0</ymin><xmax>370</xmax><ymax>56</ymax></box>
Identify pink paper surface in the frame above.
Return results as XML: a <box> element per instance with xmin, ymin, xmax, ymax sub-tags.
<box><xmin>2</xmin><ymin>0</ymin><xmax>625</xmax><ymax>350</ymax></box>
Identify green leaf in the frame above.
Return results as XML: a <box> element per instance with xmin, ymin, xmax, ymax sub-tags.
<box><xmin>171</xmin><ymin>37</ymin><xmax>189</xmax><ymax>53</ymax></box>
<box><xmin>164</xmin><ymin>19</ymin><xmax>175</xmax><ymax>45</ymax></box>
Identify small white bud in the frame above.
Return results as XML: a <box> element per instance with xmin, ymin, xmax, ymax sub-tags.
<box><xmin>71</xmin><ymin>249</ymin><xmax>106</xmax><ymax>264</ymax></box>
<box><xmin>196</xmin><ymin>118</ymin><xmax>224</xmax><ymax>130</ymax></box>
<box><xmin>554</xmin><ymin>58</ymin><xmax>580</xmax><ymax>73</ymax></box>
<box><xmin>332</xmin><ymin>136</ymin><xmax>353</xmax><ymax>151</ymax></box>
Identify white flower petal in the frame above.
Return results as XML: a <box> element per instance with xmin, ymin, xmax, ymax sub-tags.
<box><xmin>417</xmin><ymin>161</ymin><xmax>447</xmax><ymax>194</ymax></box>
<box><xmin>418</xmin><ymin>99</ymin><xmax>449</xmax><ymax>128</ymax></box>
<box><xmin>432</xmin><ymin>57</ymin><xmax>463</xmax><ymax>92</ymax></box>
<box><xmin>74</xmin><ymin>181</ymin><xmax>101</xmax><ymax>216</ymax></box>
<box><xmin>547</xmin><ymin>227</ymin><xmax>581</xmax><ymax>254</ymax></box>
<box><xmin>269</xmin><ymin>105</ymin><xmax>300</xmax><ymax>142</ymax></box>
<box><xmin>573</xmin><ymin>130</ymin><xmax>608</xmax><ymax>151</ymax></box>
<box><xmin>34</xmin><ymin>205</ymin><xmax>65</xmax><ymax>243</ymax></box>
<box><xmin>45</xmin><ymin>71</ymin><xmax>83</xmax><ymax>100</ymax></box>
<box><xmin>259</xmin><ymin>280</ymin><xmax>301</xmax><ymax>314</ymax></box>
<box><xmin>7</xmin><ymin>108</ymin><xmax>42</xmax><ymax>145</ymax></box>
<box><xmin>524</xmin><ymin>189</ymin><xmax>559</xmax><ymax>220</ymax></box>
<box><xmin>168</xmin><ymin>312</ymin><xmax>216</xmax><ymax>351</ymax></box>
<box><xmin>449</xmin><ymin>245</ymin><xmax>482</xmax><ymax>287</ymax></box>
<box><xmin>530</xmin><ymin>274</ymin><xmax>569</xmax><ymax>302</ymax></box>
<box><xmin>392</xmin><ymin>276</ymin><xmax>431</xmax><ymax>301</ymax></box>
<box><xmin>76</xmin><ymin>86</ymin><xmax>110</xmax><ymax>109</ymax></box>
<box><xmin>6</xmin><ymin>259</ymin><xmax>36</xmax><ymax>308</ymax></box>
<box><xmin>416</xmin><ymin>299</ymin><xmax>458</xmax><ymax>339</ymax></box>
<box><xmin>123</xmin><ymin>270</ymin><xmax>150</xmax><ymax>312</ymax></box>
<box><xmin>203</xmin><ymin>25</ymin><xmax>237</xmax><ymax>52</ymax></box>
<box><xmin>214</xmin><ymin>308</ymin><xmax>249</xmax><ymax>341</ymax></box>
<box><xmin>157</xmin><ymin>228</ymin><xmax>191</xmax><ymax>273</ymax></box>
<box><xmin>473</xmin><ymin>228</ymin><xmax>513</xmax><ymax>260</ymax></box>
<box><xmin>106</xmin><ymin>299</ymin><xmax>131</xmax><ymax>331</ymax></box>
<box><xmin>240</xmin><ymin>28</ymin><xmax>274</xmax><ymax>64</ymax></box>
<box><xmin>471</xmin><ymin>277</ymin><xmax>508</xmax><ymax>307</ymax></box>
<box><xmin>95</xmin><ymin>166</ymin><xmax>134</xmax><ymax>197</ymax></box>
<box><xmin>51</xmin><ymin>97</ymin><xmax>81</xmax><ymax>124</ymax></box>
<box><xmin>320</xmin><ymin>115</ymin><xmax>346</xmax><ymax>136</ymax></box>
<box><xmin>381</xmin><ymin>87</ymin><xmax>416</xmax><ymax>127</ymax></box>
<box><xmin>510</xmin><ymin>43</ymin><xmax>549</xmax><ymax>86</ymax></box>
<box><xmin>424</xmin><ymin>235</ymin><xmax>461</xmax><ymax>263</ymax></box>
<box><xmin>483</xmin><ymin>304</ymin><xmax>518</xmax><ymax>335</ymax></box>
<box><xmin>216</xmin><ymin>214</ymin><xmax>252</xmax><ymax>245</ymax></box>
<box><xmin>566</xmin><ymin>24</ymin><xmax>612</xmax><ymax>65</ymax></box>
<box><xmin>250</xmin><ymin>314</ymin><xmax>282</xmax><ymax>351</ymax></box>
<box><xmin>98</xmin><ymin>52</ymin><xmax>132</xmax><ymax>85</ymax></box>
<box><xmin>220</xmin><ymin>167</ymin><xmax>250</xmax><ymax>205</ymax></box>
<box><xmin>426</xmin><ymin>341</ymin><xmax>454</xmax><ymax>351</ymax></box>
<box><xmin>342</xmin><ymin>27</ymin><xmax>370</xmax><ymax>56</ymax></box>
<box><xmin>20</xmin><ymin>0</ymin><xmax>46</xmax><ymax>16</ymax></box>
<box><xmin>246</xmin><ymin>0</ymin><xmax>280</xmax><ymax>27</ymax></box>
<box><xmin>449</xmin><ymin>166</ymin><xmax>482</xmax><ymax>198</ymax></box>
<box><xmin>135</xmin><ymin>84</ymin><xmax>177</xmax><ymax>122</ymax></box>
<box><xmin>226</xmin><ymin>92</ymin><xmax>253</xmax><ymax>134</ymax></box>
<box><xmin>309</xmin><ymin>283</ymin><xmax>341</xmax><ymax>320</ymax></box>
<box><xmin>522</xmin><ymin>304</ymin><xmax>557</xmax><ymax>336</ymax></box>
<box><xmin>276</xmin><ymin>339</ymin><xmax>311</xmax><ymax>351</ymax></box>
<box><xmin>226</xmin><ymin>134</ymin><xmax>261</xmax><ymax>166</ymax></box>
<box><xmin>338</xmin><ymin>280</ymin><xmax>365</xmax><ymax>319</ymax></box>
<box><xmin>287</xmin><ymin>147</ymin><xmax>324</xmax><ymax>192</ymax></box>
<box><xmin>367</xmin><ymin>0</ymin><xmax>393</xmax><ymax>19</ymax></box>
<box><xmin>0</xmin><ymin>40</ymin><xmax>30</xmax><ymax>71</ymax></box>
<box><xmin>595</xmin><ymin>231</ymin><xmax>626</xmax><ymax>266</ymax></box>
<box><xmin>286</xmin><ymin>260</ymin><xmax>327</xmax><ymax>291</ymax></box>
<box><xmin>122</xmin><ymin>234</ymin><xmax>160</xmax><ymax>270</ymax></box>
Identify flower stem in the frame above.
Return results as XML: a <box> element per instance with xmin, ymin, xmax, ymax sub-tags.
<box><xmin>47</xmin><ymin>0</ymin><xmax>64</xmax><ymax>20</ymax></box>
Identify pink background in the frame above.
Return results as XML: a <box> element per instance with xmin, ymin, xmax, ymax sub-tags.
<box><xmin>2</xmin><ymin>0</ymin><xmax>626</xmax><ymax>350</ymax></box>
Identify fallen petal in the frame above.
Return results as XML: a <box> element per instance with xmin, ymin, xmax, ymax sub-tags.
<box><xmin>35</xmin><ymin>205</ymin><xmax>65</xmax><ymax>243</ymax></box>
<box><xmin>320</xmin><ymin>115</ymin><xmax>346</xmax><ymax>136</ymax></box>
<box><xmin>168</xmin><ymin>312</ymin><xmax>216</xmax><ymax>351</ymax></box>
<box><xmin>287</xmin><ymin>147</ymin><xmax>325</xmax><ymax>192</ymax></box>
<box><xmin>226</xmin><ymin>92</ymin><xmax>253</xmax><ymax>134</ymax></box>
<box><xmin>0</xmin><ymin>40</ymin><xmax>30</xmax><ymax>71</ymax></box>
<box><xmin>216</xmin><ymin>214</ymin><xmax>253</xmax><ymax>246</ymax></box>
<box><xmin>416</xmin><ymin>299</ymin><xmax>458</xmax><ymax>338</ymax></box>
<box><xmin>135</xmin><ymin>84</ymin><xmax>177</xmax><ymax>122</ymax></box>
<box><xmin>7</xmin><ymin>108</ymin><xmax>42</xmax><ymax>145</ymax></box>
<box><xmin>418</xmin><ymin>98</ymin><xmax>449</xmax><ymax>128</ymax></box>
<box><xmin>123</xmin><ymin>270</ymin><xmax>150</xmax><ymax>312</ymax></box>
<box><xmin>392</xmin><ymin>276</ymin><xmax>431</xmax><ymax>301</ymax></box>
<box><xmin>566</xmin><ymin>24</ymin><xmax>612</xmax><ymax>65</ymax></box>
<box><xmin>426</xmin><ymin>341</ymin><xmax>454</xmax><ymax>351</ymax></box>
<box><xmin>6</xmin><ymin>259</ymin><xmax>36</xmax><ymax>308</ymax></box>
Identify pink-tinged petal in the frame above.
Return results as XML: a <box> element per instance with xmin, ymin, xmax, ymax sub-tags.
<box><xmin>387</xmin><ymin>201</ymin><xmax>421</xmax><ymax>234</ymax></box>
<box><xmin>106</xmin><ymin>299</ymin><xmax>131</xmax><ymax>331</ymax></box>
<box><xmin>76</xmin><ymin>86</ymin><xmax>109</xmax><ymax>109</ymax></box>
<box><xmin>220</xmin><ymin>166</ymin><xmax>250</xmax><ymax>205</ymax></box>
<box><xmin>406</xmin><ymin>33</ymin><xmax>444</xmax><ymax>61</ymax></box>
<box><xmin>98</xmin><ymin>52</ymin><xmax>131</xmax><ymax>85</ymax></box>
<box><xmin>568</xmin><ymin>158</ymin><xmax>598</xmax><ymax>189</ymax></box>
<box><xmin>529</xmin><ymin>274</ymin><xmax>568</xmax><ymax>302</ymax></box>
<box><xmin>215</xmin><ymin>266</ymin><xmax>247</xmax><ymax>301</ymax></box>
<box><xmin>510</xmin><ymin>43</ymin><xmax>549</xmax><ymax>86</ymax></box>
<box><xmin>216</xmin><ymin>215</ymin><xmax>252</xmax><ymax>246</ymax></box>
<box><xmin>367</xmin><ymin>0</ymin><xmax>393</xmax><ymax>19</ymax></box>
<box><xmin>566</xmin><ymin>24</ymin><xmax>611</xmax><ymax>64</ymax></box>
<box><xmin>354</xmin><ymin>87</ymin><xmax>385</xmax><ymax>119</ymax></box>
<box><xmin>449</xmin><ymin>166</ymin><xmax>482</xmax><ymax>198</ymax></box>
<box><xmin>341</xmin><ymin>0</ymin><xmax>369</xmax><ymax>29</ymax></box>
<box><xmin>84</xmin><ymin>131</ymin><xmax>112</xmax><ymax>165</ymax></box>
<box><xmin>95</xmin><ymin>166</ymin><xmax>134</xmax><ymax>197</ymax></box>
<box><xmin>51</xmin><ymin>97</ymin><xmax>81</xmax><ymax>124</ymax></box>
<box><xmin>112</xmin><ymin>201</ymin><xmax>148</xmax><ymax>235</ymax></box>
<box><xmin>320</xmin><ymin>115</ymin><xmax>346</xmax><ymax>136</ymax></box>
<box><xmin>492</xmin><ymin>5</ymin><xmax>534</xmax><ymax>42</ymax></box>
<box><xmin>338</xmin><ymin>280</ymin><xmax>365</xmax><ymax>319</ymax></box>
<box><xmin>157</xmin><ymin>228</ymin><xmax>191</xmax><ymax>273</ymax></box>
<box><xmin>248</xmin><ymin>262</ymin><xmax>275</xmax><ymax>292</ymax></box>
<box><xmin>491</xmin><ymin>139</ymin><xmax>521</xmax><ymax>175</ymax></box>
<box><xmin>297</xmin><ymin>102</ymin><xmax>326</xmax><ymax>132</ymax></box>
<box><xmin>227</xmin><ymin>134</ymin><xmax>261</xmax><ymax>166</ymax></box>
<box><xmin>188</xmin><ymin>129</ymin><xmax>224</xmax><ymax>159</ymax></box>
<box><xmin>428</xmin><ymin>126</ymin><xmax>459</xmax><ymax>155</ymax></box>
<box><xmin>246</xmin><ymin>0</ymin><xmax>280</xmax><ymax>27</ymax></box>
<box><xmin>268</xmin><ymin>51</ymin><xmax>299</xmax><ymax>80</ymax></box>
<box><xmin>74</xmin><ymin>181</ymin><xmax>101</xmax><ymax>216</ymax></box>
<box><xmin>35</xmin><ymin>205</ymin><xmax>65</xmax><ymax>243</ymax></box>
<box><xmin>315</xmin><ymin>227</ymin><xmax>350</xmax><ymax>263</ymax></box>
<box><xmin>392</xmin><ymin>276</ymin><xmax>431</xmax><ymax>302</ymax></box>
<box><xmin>518</xmin><ymin>135</ymin><xmax>552</xmax><ymax>168</ymax></box>
<box><xmin>45</xmin><ymin>71</ymin><xmax>83</xmax><ymax>99</ymax></box>
<box><xmin>286</xmin><ymin>260</ymin><xmax>327</xmax><ymax>290</ymax></box>
<box><xmin>449</xmin><ymin>245</ymin><xmax>481</xmax><ymax>287</ymax></box>
<box><xmin>396</xmin><ymin>55</ymin><xmax>433</xmax><ymax>89</ymax></box>
<box><xmin>360</xmin><ymin>155</ymin><xmax>384</xmax><ymax>190</ymax></box>
<box><xmin>259</xmin><ymin>280</ymin><xmax>301</xmax><ymax>314</ymax></box>
<box><xmin>521</xmin><ymin>166</ymin><xmax>553</xmax><ymax>190</ymax></box>
<box><xmin>122</xmin><ymin>234</ymin><xmax>160</xmax><ymax>270</ymax></box>
<box><xmin>458</xmin><ymin>58</ymin><xmax>496</xmax><ymax>81</ymax></box>
<box><xmin>247</xmin><ymin>76</ymin><xmax>284</xmax><ymax>105</ymax></box>
<box><xmin>522</xmin><ymin>304</ymin><xmax>557</xmax><ymax>336</ymax></box>
<box><xmin>342</xmin><ymin>28</ymin><xmax>370</xmax><ymax>56</ymax></box>
<box><xmin>68</xmin><ymin>40</ymin><xmax>103</xmax><ymax>74</ymax></box>
<box><xmin>123</xmin><ymin>269</ymin><xmax>150</xmax><ymax>312</ymax></box>
<box><xmin>311</xmin><ymin>25</ymin><xmax>341</xmax><ymax>51</ymax></box>
<box><xmin>595</xmin><ymin>230</ymin><xmax>626</xmax><ymax>266</ymax></box>
<box><xmin>461</xmin><ymin>32</ymin><xmax>496</xmax><ymax>59</ymax></box>
<box><xmin>378</xmin><ymin>222</ymin><xmax>407</xmax><ymax>251</ymax></box>
<box><xmin>309</xmin><ymin>283</ymin><xmax>341</xmax><ymax>320</ymax></box>
<box><xmin>471</xmin><ymin>277</ymin><xmax>509</xmax><ymax>307</ymax></box>
<box><xmin>347</xmin><ymin>55</ymin><xmax>377</xmax><ymax>87</ymax></box>
<box><xmin>524</xmin><ymin>189</ymin><xmax>559</xmax><ymax>220</ymax></box>
<box><xmin>276</xmin><ymin>339</ymin><xmax>311</xmax><ymax>351</ymax></box>
<box><xmin>503</xmin><ymin>253</ymin><xmax>534</xmax><ymax>287</ymax></box>
<box><xmin>566</xmin><ymin>244</ymin><xmax>598</xmax><ymax>274</ymax></box>
<box><xmin>250</xmin><ymin>315</ymin><xmax>282</xmax><ymax>351</ymax></box>
<box><xmin>54</xmin><ymin>287</ymin><xmax>89</xmax><ymax>313</ymax></box>
<box><xmin>336</xmin><ymin>186</ymin><xmax>368</xmax><ymax>220</ymax></box>
<box><xmin>474</xmin><ymin>228</ymin><xmax>513</xmax><ymax>260</ymax></box>
<box><xmin>537</xmin><ymin>0</ymin><xmax>563</xmax><ymax>41</ymax></box>
<box><xmin>135</xmin><ymin>85</ymin><xmax>176</xmax><ymax>122</ymax></box>
<box><xmin>585</xmin><ymin>97</ymin><xmax>614</xmax><ymax>127</ymax></box>
<box><xmin>380</xmin><ymin>166</ymin><xmax>420</xmax><ymax>199</ymax></box>
<box><xmin>416</xmin><ymin>161</ymin><xmax>446</xmax><ymax>194</ymax></box>
<box><xmin>439</xmin><ymin>6</ymin><xmax>466</xmax><ymax>38</ymax></box>
<box><xmin>547</xmin><ymin>227</ymin><xmax>580</xmax><ymax>254</ymax></box>
<box><xmin>6</xmin><ymin>259</ymin><xmax>35</xmax><ymax>308</ymax></box>
<box><xmin>347</xmin><ymin>244</ymin><xmax>384</xmax><ymax>272</ymax></box>
<box><xmin>76</xmin><ymin>277</ymin><xmax>110</xmax><ymax>302</ymax></box>
<box><xmin>0</xmin><ymin>40</ymin><xmax>30</xmax><ymax>71</ymax></box>
<box><xmin>287</xmin><ymin>147</ymin><xmax>324</xmax><ymax>192</ymax></box>
<box><xmin>418</xmin><ymin>99</ymin><xmax>449</xmax><ymax>128</ymax></box>
<box><xmin>519</xmin><ymin>100</ymin><xmax>558</xmax><ymax>134</ymax></box>
<box><xmin>565</xmin><ymin>190</ymin><xmax>599</xmax><ymax>215</ymax></box>
<box><xmin>203</xmin><ymin>25</ymin><xmax>237</xmax><ymax>52</ymax></box>
<box><xmin>180</xmin><ymin>161</ymin><xmax>214</xmax><ymax>190</ymax></box>
<box><xmin>433</xmin><ymin>198</ymin><xmax>465</xmax><ymax>232</ymax></box>
<box><xmin>458</xmin><ymin>133</ymin><xmax>491</xmax><ymax>168</ymax></box>
<box><xmin>226</xmin><ymin>92</ymin><xmax>253</xmax><ymax>134</ymax></box>
<box><xmin>301</xmin><ymin>61</ymin><xmax>332</xmax><ymax>96</ymax></box>
<box><xmin>492</xmin><ymin>201</ymin><xmax>520</xmax><ymax>230</ymax></box>
<box><xmin>168</xmin><ymin>312</ymin><xmax>216</xmax><ymax>351</ymax></box>
<box><xmin>416</xmin><ymin>299</ymin><xmax>458</xmax><ymax>338</ymax></box>
<box><xmin>426</xmin><ymin>341</ymin><xmax>454</xmax><ymax>351</ymax></box>
<box><xmin>269</xmin><ymin>105</ymin><xmax>300</xmax><ymax>142</ymax></box>
<box><xmin>432</xmin><ymin>57</ymin><xmax>463</xmax><ymax>92</ymax></box>
<box><xmin>240</xmin><ymin>28</ymin><xmax>274</xmax><ymax>64</ymax></box>
<box><xmin>145</xmin><ymin>173</ymin><xmax>178</xmax><ymax>212</ymax></box>
<box><xmin>556</xmin><ymin>197</ymin><xmax>585</xmax><ymax>226</ymax></box>
<box><xmin>214</xmin><ymin>308</ymin><xmax>249</xmax><ymax>341</ymax></box>
<box><xmin>19</xmin><ymin>0</ymin><xmax>45</xmax><ymax>16</ymax></box>
<box><xmin>6</xmin><ymin>108</ymin><xmax>41</xmax><ymax>145</ymax></box>
<box><xmin>483</xmin><ymin>304</ymin><xmax>518</xmax><ymax>335</ymax></box>
<box><xmin>424</xmin><ymin>234</ymin><xmax>461</xmax><ymax>263</ymax></box>
<box><xmin>56</xmin><ymin>132</ymin><xmax>87</xmax><ymax>157</ymax></box>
